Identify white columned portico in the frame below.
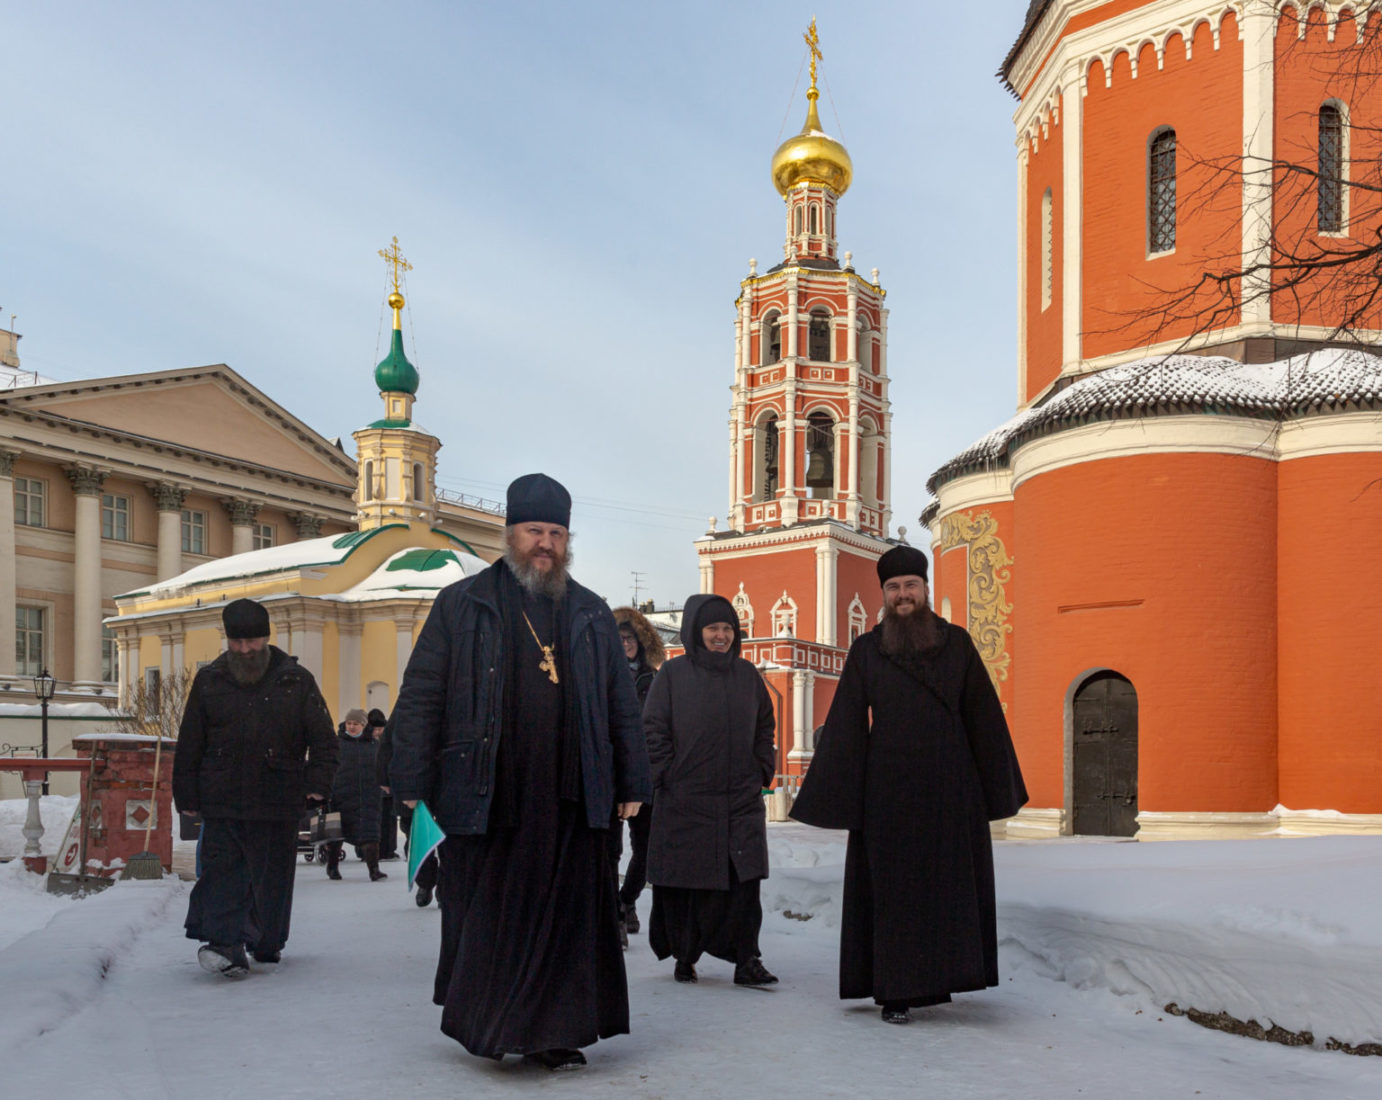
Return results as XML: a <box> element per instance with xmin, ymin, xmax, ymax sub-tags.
<box><xmin>149</xmin><ymin>482</ymin><xmax>187</xmax><ymax>581</ymax></box>
<box><xmin>1241</xmin><ymin>3</ymin><xmax>1275</xmax><ymax>330</ymax></box>
<box><xmin>1060</xmin><ymin>68</ymin><xmax>1083</xmax><ymax>372</ymax></box>
<box><xmin>67</xmin><ymin>466</ymin><xmax>106</xmax><ymax>685</ymax></box>
<box><xmin>698</xmin><ymin>554</ymin><xmax>715</xmax><ymax>595</ymax></box>
<box><xmin>0</xmin><ymin>450</ymin><xmax>19</xmax><ymax>675</ymax></box>
<box><xmin>788</xmin><ymin>669</ymin><xmax>815</xmax><ymax>760</ymax></box>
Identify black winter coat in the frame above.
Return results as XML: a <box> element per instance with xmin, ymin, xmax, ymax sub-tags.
<box><xmin>388</xmin><ymin>561</ymin><xmax>652</xmax><ymax>835</ymax></box>
<box><xmin>644</xmin><ymin>593</ymin><xmax>776</xmax><ymax>890</ymax></box>
<box><xmin>331</xmin><ymin>728</ymin><xmax>382</xmax><ymax>844</ymax></box>
<box><xmin>173</xmin><ymin>646</ymin><xmax>338</xmax><ymax>822</ymax></box>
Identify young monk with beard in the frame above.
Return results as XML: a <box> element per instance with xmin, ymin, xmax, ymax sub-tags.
<box><xmin>790</xmin><ymin>545</ymin><xmax>1028</xmax><ymax>1024</ymax></box>
<box><xmin>173</xmin><ymin>598</ymin><xmax>337</xmax><ymax>977</ymax></box>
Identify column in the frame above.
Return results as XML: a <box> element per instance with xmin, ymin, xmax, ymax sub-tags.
<box><xmin>1017</xmin><ymin>140</ymin><xmax>1029</xmax><ymax>404</ymax></box>
<box><xmin>395</xmin><ymin>617</ymin><xmax>417</xmax><ymax>685</ymax></box>
<box><xmin>781</xmin><ymin>383</ymin><xmax>799</xmax><ymax>525</ymax></box>
<box><xmin>821</xmin><ymin>543</ymin><xmax>838</xmax><ymax>646</ymax></box>
<box><xmin>148</xmin><ymin>482</ymin><xmax>187</xmax><ymax>581</ymax></box>
<box><xmin>222</xmin><ymin>498</ymin><xmax>261</xmax><ymax>556</ymax></box>
<box><xmin>787</xmin><ymin>669</ymin><xmax>815</xmax><ymax>760</ymax></box>
<box><xmin>1060</xmin><ymin>66</ymin><xmax>1084</xmax><ymax>371</ymax></box>
<box><xmin>66</xmin><ymin>465</ymin><xmax>106</xmax><ymax>684</ymax></box>
<box><xmin>846</xmin><ymin>283</ymin><xmax>861</xmax><ymax>527</ymax></box>
<box><xmin>0</xmin><ymin>450</ymin><xmax>18</xmax><ymax>675</ymax></box>
<box><xmin>1241</xmin><ymin>2</ymin><xmax>1275</xmax><ymax>329</ymax></box>
<box><xmin>698</xmin><ymin>555</ymin><xmax>714</xmax><ymax>595</ymax></box>
<box><xmin>290</xmin><ymin>511</ymin><xmax>323</xmax><ymax>540</ymax></box>
<box><xmin>338</xmin><ymin>621</ymin><xmax>363</xmax><ymax>718</ymax></box>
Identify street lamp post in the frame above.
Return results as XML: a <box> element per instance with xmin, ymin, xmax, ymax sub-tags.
<box><xmin>33</xmin><ymin>668</ymin><xmax>56</xmax><ymax>796</ymax></box>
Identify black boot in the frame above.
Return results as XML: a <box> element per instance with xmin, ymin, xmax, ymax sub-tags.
<box><xmin>364</xmin><ymin>842</ymin><xmax>387</xmax><ymax>881</ymax></box>
<box><xmin>325</xmin><ymin>842</ymin><xmax>342</xmax><ymax>880</ymax></box>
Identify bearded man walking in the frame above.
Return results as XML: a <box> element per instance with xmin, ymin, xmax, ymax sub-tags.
<box><xmin>389</xmin><ymin>473</ymin><xmax>650</xmax><ymax>1072</ymax></box>
<box><xmin>174</xmin><ymin>598</ymin><xmax>337</xmax><ymax>977</ymax></box>
<box><xmin>790</xmin><ymin>546</ymin><xmax>1027</xmax><ymax>1024</ymax></box>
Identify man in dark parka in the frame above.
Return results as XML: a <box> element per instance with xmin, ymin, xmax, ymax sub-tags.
<box><xmin>389</xmin><ymin>474</ymin><xmax>650</xmax><ymax>1072</ymax></box>
<box><xmin>644</xmin><ymin>593</ymin><xmax>778</xmax><ymax>987</ymax></box>
<box><xmin>790</xmin><ymin>546</ymin><xmax>1027</xmax><ymax>1024</ymax></box>
<box><xmin>174</xmin><ymin>598</ymin><xmax>337</xmax><ymax>976</ymax></box>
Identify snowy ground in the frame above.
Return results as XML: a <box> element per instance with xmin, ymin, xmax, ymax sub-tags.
<box><xmin>1</xmin><ymin>811</ymin><xmax>1379</xmax><ymax>1099</ymax></box>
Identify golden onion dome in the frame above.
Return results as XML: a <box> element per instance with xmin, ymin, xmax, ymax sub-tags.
<box><xmin>771</xmin><ymin>90</ymin><xmax>853</xmax><ymax>197</ymax></box>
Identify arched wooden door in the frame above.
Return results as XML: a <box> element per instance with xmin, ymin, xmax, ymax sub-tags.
<box><xmin>1072</xmin><ymin>671</ymin><xmax>1138</xmax><ymax>837</ymax></box>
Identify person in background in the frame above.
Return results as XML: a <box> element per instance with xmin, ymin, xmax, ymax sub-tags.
<box><xmin>370</xmin><ymin>708</ymin><xmax>400</xmax><ymax>860</ymax></box>
<box><xmin>643</xmin><ymin>593</ymin><xmax>778</xmax><ymax>988</ymax></box>
<box><xmin>325</xmin><ymin>708</ymin><xmax>387</xmax><ymax>882</ymax></box>
<box><xmin>378</xmin><ymin>710</ymin><xmax>440</xmax><ymax>907</ymax></box>
<box><xmin>611</xmin><ymin>605</ymin><xmax>664</xmax><ymax>937</ymax></box>
<box><xmin>173</xmin><ymin>598</ymin><xmax>337</xmax><ymax>976</ymax></box>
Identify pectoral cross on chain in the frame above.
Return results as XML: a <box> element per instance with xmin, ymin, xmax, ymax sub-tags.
<box><xmin>538</xmin><ymin>645</ymin><xmax>559</xmax><ymax>685</ymax></box>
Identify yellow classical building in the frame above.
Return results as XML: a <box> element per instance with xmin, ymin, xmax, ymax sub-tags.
<box><xmin>109</xmin><ymin>250</ymin><xmax>493</xmax><ymax>727</ymax></box>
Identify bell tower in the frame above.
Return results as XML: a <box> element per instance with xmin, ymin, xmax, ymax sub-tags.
<box><xmin>353</xmin><ymin>237</ymin><xmax>441</xmax><ymax>532</ymax></box>
<box><xmin>695</xmin><ymin>21</ymin><xmax>897</xmax><ymax>778</ymax></box>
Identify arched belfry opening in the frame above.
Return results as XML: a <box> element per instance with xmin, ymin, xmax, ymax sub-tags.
<box><xmin>1070</xmin><ymin>670</ymin><xmax>1139</xmax><ymax>837</ymax></box>
<box><xmin>805</xmin><ymin>411</ymin><xmax>835</xmax><ymax>497</ymax></box>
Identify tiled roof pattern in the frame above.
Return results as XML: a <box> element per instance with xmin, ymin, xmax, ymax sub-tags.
<box><xmin>928</xmin><ymin>349</ymin><xmax>1382</xmax><ymax>493</ymax></box>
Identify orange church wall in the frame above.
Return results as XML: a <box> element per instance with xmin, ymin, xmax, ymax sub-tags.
<box><xmin>1024</xmin><ymin>101</ymin><xmax>1063</xmax><ymax>402</ymax></box>
<box><xmin>1277</xmin><ymin>449</ymin><xmax>1382</xmax><ymax>812</ymax></box>
<box><xmin>835</xmin><ymin>551</ymin><xmax>882</xmax><ymax>643</ymax></box>
<box><xmin>711</xmin><ymin>545</ymin><xmax>818</xmax><ymax>637</ymax></box>
<box><xmin>1081</xmin><ymin>18</ymin><xmax>1243</xmax><ymax>358</ymax></box>
<box><xmin>1011</xmin><ymin>450</ymin><xmax>1277</xmax><ymax>814</ymax></box>
<box><xmin>1272</xmin><ymin>7</ymin><xmax>1382</xmax><ymax>331</ymax></box>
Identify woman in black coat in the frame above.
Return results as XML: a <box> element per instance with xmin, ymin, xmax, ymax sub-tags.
<box><xmin>644</xmin><ymin>593</ymin><xmax>777</xmax><ymax>986</ymax></box>
<box><xmin>326</xmin><ymin>708</ymin><xmax>386</xmax><ymax>881</ymax></box>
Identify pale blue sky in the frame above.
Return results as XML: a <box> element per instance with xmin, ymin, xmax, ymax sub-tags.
<box><xmin>8</xmin><ymin>0</ymin><xmax>1030</xmax><ymax>605</ymax></box>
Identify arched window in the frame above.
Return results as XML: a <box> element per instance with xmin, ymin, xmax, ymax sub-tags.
<box><xmin>1041</xmin><ymin>188</ymin><xmax>1053</xmax><ymax>310</ymax></box>
<box><xmin>363</xmin><ymin>460</ymin><xmax>375</xmax><ymax>501</ymax></box>
<box><xmin>763</xmin><ymin>312</ymin><xmax>781</xmax><ymax>363</ymax></box>
<box><xmin>806</xmin><ymin>412</ymin><xmax>835</xmax><ymax>497</ymax></box>
<box><xmin>732</xmin><ymin>582</ymin><xmax>755</xmax><ymax>637</ymax></box>
<box><xmin>758</xmin><ymin>413</ymin><xmax>779</xmax><ymax>502</ymax></box>
<box><xmin>412</xmin><ymin>463</ymin><xmax>425</xmax><ymax>502</ymax></box>
<box><xmin>808</xmin><ymin>310</ymin><xmax>832</xmax><ymax>360</ymax></box>
<box><xmin>825</xmin><ymin>206</ymin><xmax>833</xmax><ymax>237</ymax></box>
<box><xmin>1148</xmin><ymin>128</ymin><xmax>1176</xmax><ymax>254</ymax></box>
<box><xmin>771</xmin><ymin>591</ymin><xmax>798</xmax><ymax>637</ymax></box>
<box><xmin>794</xmin><ymin>206</ymin><xmax>803</xmax><ymax>235</ymax></box>
<box><xmin>1319</xmin><ymin>102</ymin><xmax>1344</xmax><ymax>233</ymax></box>
<box><xmin>809</xmin><ymin>205</ymin><xmax>819</xmax><ymax>234</ymax></box>
<box><xmin>847</xmin><ymin>594</ymin><xmax>867</xmax><ymax>642</ymax></box>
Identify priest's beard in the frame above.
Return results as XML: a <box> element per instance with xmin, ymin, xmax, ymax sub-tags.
<box><xmin>226</xmin><ymin>646</ymin><xmax>271</xmax><ymax>685</ymax></box>
<box><xmin>879</xmin><ymin>603</ymin><xmax>943</xmax><ymax>659</ymax></box>
<box><xmin>505</xmin><ymin>539</ymin><xmax>571</xmax><ymax>602</ymax></box>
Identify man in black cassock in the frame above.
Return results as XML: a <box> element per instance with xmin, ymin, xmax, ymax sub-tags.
<box><xmin>389</xmin><ymin>474</ymin><xmax>650</xmax><ymax>1072</ymax></box>
<box><xmin>790</xmin><ymin>545</ymin><xmax>1027</xmax><ymax>1024</ymax></box>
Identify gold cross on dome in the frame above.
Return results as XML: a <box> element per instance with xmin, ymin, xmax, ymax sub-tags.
<box><xmin>803</xmin><ymin>17</ymin><xmax>822</xmax><ymax>91</ymax></box>
<box><xmin>378</xmin><ymin>236</ymin><xmax>413</xmax><ymax>295</ymax></box>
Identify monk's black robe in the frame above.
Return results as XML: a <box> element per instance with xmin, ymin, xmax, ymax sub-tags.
<box><xmin>790</xmin><ymin>620</ymin><xmax>1027</xmax><ymax>1006</ymax></box>
<box><xmin>434</xmin><ymin>588</ymin><xmax>628</xmax><ymax>1057</ymax></box>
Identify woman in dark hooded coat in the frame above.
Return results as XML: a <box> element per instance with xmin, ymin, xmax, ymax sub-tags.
<box><xmin>644</xmin><ymin>593</ymin><xmax>778</xmax><ymax>986</ymax></box>
<box><xmin>612</xmin><ymin>605</ymin><xmax>665</xmax><ymax>935</ymax></box>
<box><xmin>326</xmin><ymin>708</ymin><xmax>386</xmax><ymax>881</ymax></box>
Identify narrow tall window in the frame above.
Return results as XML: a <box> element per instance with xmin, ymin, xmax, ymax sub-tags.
<box><xmin>413</xmin><ymin>462</ymin><xmax>425</xmax><ymax>501</ymax></box>
<box><xmin>14</xmin><ymin>477</ymin><xmax>45</xmax><ymax>527</ymax></box>
<box><xmin>181</xmin><ymin>509</ymin><xmax>207</xmax><ymax>555</ymax></box>
<box><xmin>764</xmin><ymin>314</ymin><xmax>781</xmax><ymax>363</ymax></box>
<box><xmin>1149</xmin><ymin>128</ymin><xmax>1177</xmax><ymax>254</ymax></box>
<box><xmin>1319</xmin><ymin>103</ymin><xmax>1344</xmax><ymax>232</ymax></box>
<box><xmin>16</xmin><ymin>606</ymin><xmax>45</xmax><ymax>677</ymax></box>
<box><xmin>1041</xmin><ymin>188</ymin><xmax>1054</xmax><ymax>310</ymax></box>
<box><xmin>760</xmin><ymin>414</ymin><xmax>779</xmax><ymax>502</ymax></box>
<box><xmin>101</xmin><ymin>493</ymin><xmax>130</xmax><ymax>540</ymax></box>
<box><xmin>808</xmin><ymin>310</ymin><xmax>832</xmax><ymax>360</ymax></box>
<box><xmin>101</xmin><ymin>624</ymin><xmax>118</xmax><ymax>683</ymax></box>
<box><xmin>809</xmin><ymin>205</ymin><xmax>818</xmax><ymax>234</ymax></box>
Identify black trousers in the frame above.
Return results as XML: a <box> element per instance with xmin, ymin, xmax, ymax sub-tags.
<box><xmin>379</xmin><ymin>795</ymin><xmax>400</xmax><ymax>857</ymax></box>
<box><xmin>618</xmin><ymin>805</ymin><xmax>652</xmax><ymax>907</ymax></box>
<box><xmin>185</xmin><ymin>817</ymin><xmax>298</xmax><ymax>953</ymax></box>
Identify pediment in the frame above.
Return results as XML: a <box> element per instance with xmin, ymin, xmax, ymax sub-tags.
<box><xmin>15</xmin><ymin>366</ymin><xmax>355</xmax><ymax>483</ymax></box>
